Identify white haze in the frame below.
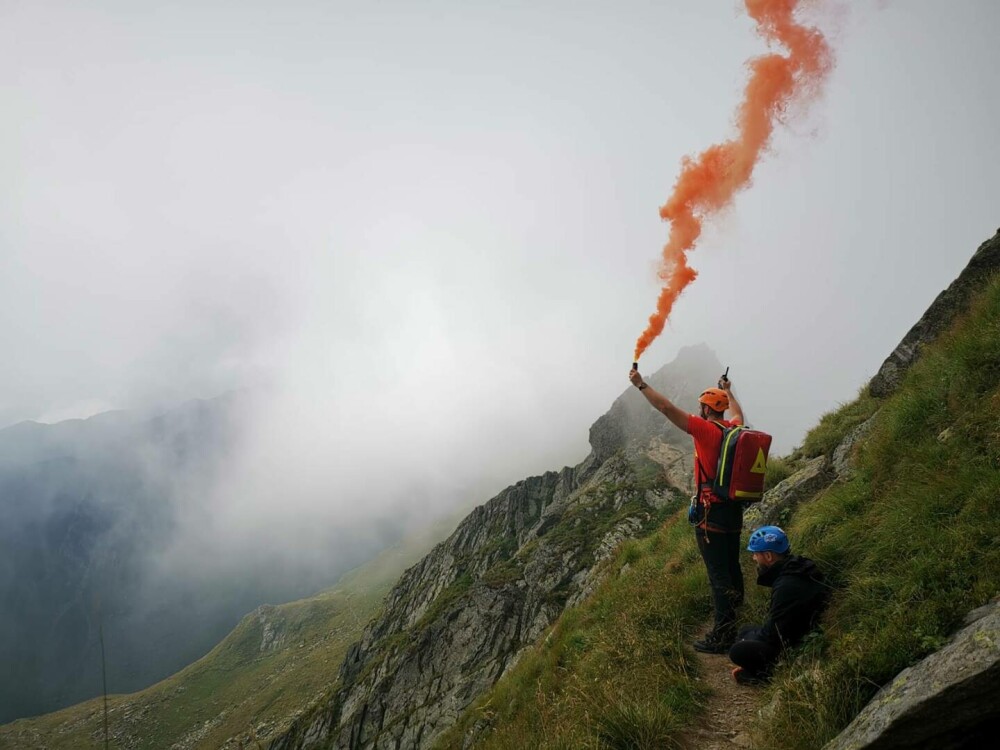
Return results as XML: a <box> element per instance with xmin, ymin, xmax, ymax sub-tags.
<box><xmin>3</xmin><ymin>1</ymin><xmax>999</xmax><ymax>561</ymax></box>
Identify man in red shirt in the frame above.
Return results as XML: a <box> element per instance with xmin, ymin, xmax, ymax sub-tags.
<box><xmin>628</xmin><ymin>367</ymin><xmax>746</xmax><ymax>653</ymax></box>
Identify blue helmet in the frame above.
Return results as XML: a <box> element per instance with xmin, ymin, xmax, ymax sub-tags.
<box><xmin>747</xmin><ymin>525</ymin><xmax>790</xmax><ymax>554</ymax></box>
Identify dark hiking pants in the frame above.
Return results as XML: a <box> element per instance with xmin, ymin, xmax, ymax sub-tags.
<box><xmin>696</xmin><ymin>529</ymin><xmax>744</xmax><ymax>641</ymax></box>
<box><xmin>729</xmin><ymin>625</ymin><xmax>780</xmax><ymax>678</ymax></box>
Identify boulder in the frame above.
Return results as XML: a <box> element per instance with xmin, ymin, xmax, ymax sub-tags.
<box><xmin>744</xmin><ymin>456</ymin><xmax>832</xmax><ymax>529</ymax></box>
<box><xmin>823</xmin><ymin>599</ymin><xmax>1000</xmax><ymax>750</ymax></box>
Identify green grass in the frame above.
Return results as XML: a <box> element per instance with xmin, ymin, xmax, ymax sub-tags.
<box><xmin>0</xmin><ymin>520</ymin><xmax>454</xmax><ymax>749</ymax></box>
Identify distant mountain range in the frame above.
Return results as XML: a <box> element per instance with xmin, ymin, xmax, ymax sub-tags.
<box><xmin>0</xmin><ymin>394</ymin><xmax>383</xmax><ymax>723</ymax></box>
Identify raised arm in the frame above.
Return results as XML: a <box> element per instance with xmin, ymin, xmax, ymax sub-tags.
<box><xmin>719</xmin><ymin>375</ymin><xmax>745</xmax><ymax>424</ymax></box>
<box><xmin>629</xmin><ymin>368</ymin><xmax>689</xmax><ymax>433</ymax></box>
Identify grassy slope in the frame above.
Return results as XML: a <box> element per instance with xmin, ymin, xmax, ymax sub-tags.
<box><xmin>438</xmin><ymin>272</ymin><xmax>1000</xmax><ymax>750</ymax></box>
<box><xmin>0</xmin><ymin>521</ymin><xmax>453</xmax><ymax>750</ymax></box>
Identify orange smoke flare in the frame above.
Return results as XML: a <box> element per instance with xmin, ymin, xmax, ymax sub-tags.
<box><xmin>633</xmin><ymin>0</ymin><xmax>832</xmax><ymax>362</ymax></box>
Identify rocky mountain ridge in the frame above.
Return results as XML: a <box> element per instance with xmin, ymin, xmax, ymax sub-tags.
<box><xmin>268</xmin><ymin>346</ymin><xmax>723</xmax><ymax>749</ymax></box>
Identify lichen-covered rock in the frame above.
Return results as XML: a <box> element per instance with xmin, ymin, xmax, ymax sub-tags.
<box><xmin>869</xmin><ymin>230</ymin><xmax>1000</xmax><ymax>398</ymax></box>
<box><xmin>257</xmin><ymin>606</ymin><xmax>286</xmax><ymax>652</ymax></box>
<box><xmin>831</xmin><ymin>415</ymin><xmax>877</xmax><ymax>482</ymax></box>
<box><xmin>823</xmin><ymin>599</ymin><xmax>1000</xmax><ymax>750</ymax></box>
<box><xmin>744</xmin><ymin>456</ymin><xmax>832</xmax><ymax>529</ymax></box>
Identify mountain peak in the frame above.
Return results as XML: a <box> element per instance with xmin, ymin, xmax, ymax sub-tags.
<box><xmin>587</xmin><ymin>344</ymin><xmax>723</xmax><ymax>464</ymax></box>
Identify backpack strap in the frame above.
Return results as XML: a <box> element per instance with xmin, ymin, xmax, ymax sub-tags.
<box><xmin>716</xmin><ymin>423</ymin><xmax>747</xmax><ymax>495</ymax></box>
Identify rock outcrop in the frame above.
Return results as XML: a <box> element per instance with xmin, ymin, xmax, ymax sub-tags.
<box><xmin>823</xmin><ymin>599</ymin><xmax>1000</xmax><ymax>750</ymax></box>
<box><xmin>830</xmin><ymin>415</ymin><xmax>877</xmax><ymax>482</ymax></box>
<box><xmin>869</xmin><ymin>230</ymin><xmax>1000</xmax><ymax>397</ymax></box>
<box><xmin>744</xmin><ymin>455</ymin><xmax>833</xmax><ymax>529</ymax></box>
<box><xmin>268</xmin><ymin>348</ymin><xmax>720</xmax><ymax>750</ymax></box>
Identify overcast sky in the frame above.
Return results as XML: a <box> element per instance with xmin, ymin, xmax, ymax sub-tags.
<box><xmin>3</xmin><ymin>1</ymin><xmax>998</xmax><ymax>512</ymax></box>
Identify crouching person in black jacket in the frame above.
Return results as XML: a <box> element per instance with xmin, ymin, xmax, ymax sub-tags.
<box><xmin>729</xmin><ymin>525</ymin><xmax>827</xmax><ymax>685</ymax></box>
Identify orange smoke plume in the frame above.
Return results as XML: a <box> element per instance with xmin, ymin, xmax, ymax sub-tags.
<box><xmin>633</xmin><ymin>0</ymin><xmax>832</xmax><ymax>362</ymax></box>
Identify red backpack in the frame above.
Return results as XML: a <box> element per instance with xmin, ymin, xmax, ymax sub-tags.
<box><xmin>698</xmin><ymin>423</ymin><xmax>772</xmax><ymax>503</ymax></box>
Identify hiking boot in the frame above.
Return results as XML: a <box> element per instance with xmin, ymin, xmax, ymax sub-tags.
<box><xmin>731</xmin><ymin>667</ymin><xmax>769</xmax><ymax>686</ymax></box>
<box><xmin>693</xmin><ymin>636</ymin><xmax>732</xmax><ymax>654</ymax></box>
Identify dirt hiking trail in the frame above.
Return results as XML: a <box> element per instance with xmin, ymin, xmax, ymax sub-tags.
<box><xmin>680</xmin><ymin>623</ymin><xmax>766</xmax><ymax>750</ymax></box>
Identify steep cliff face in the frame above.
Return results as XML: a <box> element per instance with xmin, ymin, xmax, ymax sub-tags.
<box><xmin>269</xmin><ymin>346</ymin><xmax>721</xmax><ymax>750</ymax></box>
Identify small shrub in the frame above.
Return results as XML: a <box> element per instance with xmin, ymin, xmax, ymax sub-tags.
<box><xmin>593</xmin><ymin>698</ymin><xmax>682</xmax><ymax>750</ymax></box>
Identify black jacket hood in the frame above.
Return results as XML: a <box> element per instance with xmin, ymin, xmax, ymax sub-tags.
<box><xmin>757</xmin><ymin>554</ymin><xmax>821</xmax><ymax>587</ymax></box>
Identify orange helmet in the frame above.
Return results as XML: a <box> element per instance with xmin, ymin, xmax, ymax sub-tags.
<box><xmin>699</xmin><ymin>388</ymin><xmax>729</xmax><ymax>412</ymax></box>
